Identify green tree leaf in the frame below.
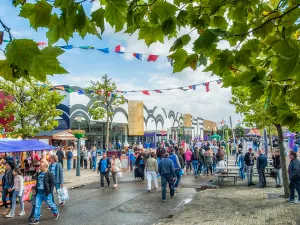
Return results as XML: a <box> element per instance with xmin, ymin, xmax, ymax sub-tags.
<box><xmin>105</xmin><ymin>0</ymin><xmax>128</xmax><ymax>32</ymax></box>
<box><xmin>76</xmin><ymin>5</ymin><xmax>87</xmax><ymax>32</ymax></box>
<box><xmin>162</xmin><ymin>17</ymin><xmax>177</xmax><ymax>36</ymax></box>
<box><xmin>19</xmin><ymin>1</ymin><xmax>53</xmax><ymax>30</ymax></box>
<box><xmin>29</xmin><ymin>47</ymin><xmax>68</xmax><ymax>81</ymax></box>
<box><xmin>213</xmin><ymin>16</ymin><xmax>227</xmax><ymax>30</ymax></box>
<box><xmin>152</xmin><ymin>1</ymin><xmax>178</xmax><ymax>21</ymax></box>
<box><xmin>170</xmin><ymin>34</ymin><xmax>191</xmax><ymax>52</ymax></box>
<box><xmin>0</xmin><ymin>60</ymin><xmax>15</xmax><ymax>82</ymax></box>
<box><xmin>169</xmin><ymin>49</ymin><xmax>188</xmax><ymax>73</ymax></box>
<box><xmin>6</xmin><ymin>39</ymin><xmax>40</xmax><ymax>71</ymax></box>
<box><xmin>138</xmin><ymin>24</ymin><xmax>164</xmax><ymax>46</ymax></box>
<box><xmin>46</xmin><ymin>14</ymin><xmax>72</xmax><ymax>44</ymax></box>
<box><xmin>193</xmin><ymin>29</ymin><xmax>218</xmax><ymax>52</ymax></box>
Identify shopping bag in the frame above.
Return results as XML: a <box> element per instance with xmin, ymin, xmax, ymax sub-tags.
<box><xmin>57</xmin><ymin>187</ymin><xmax>69</xmax><ymax>203</ymax></box>
<box><xmin>117</xmin><ymin>171</ymin><xmax>123</xmax><ymax>178</ymax></box>
<box><xmin>179</xmin><ymin>169</ymin><xmax>184</xmax><ymax>176</ymax></box>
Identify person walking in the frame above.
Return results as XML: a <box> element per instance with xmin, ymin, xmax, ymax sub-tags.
<box><xmin>5</xmin><ymin>168</ymin><xmax>25</xmax><ymax>218</ymax></box>
<box><xmin>257</xmin><ymin>150</ymin><xmax>267</xmax><ymax>188</ymax></box>
<box><xmin>66</xmin><ymin>147</ymin><xmax>73</xmax><ymax>171</ymax></box>
<box><xmin>135</xmin><ymin>148</ymin><xmax>147</xmax><ymax>181</ymax></box>
<box><xmin>1</xmin><ymin>161</ymin><xmax>14</xmax><ymax>215</ymax></box>
<box><xmin>204</xmin><ymin>148</ymin><xmax>213</xmax><ymax>176</ymax></box>
<box><xmin>272</xmin><ymin>150</ymin><xmax>282</xmax><ymax>188</ymax></box>
<box><xmin>97</xmin><ymin>153</ymin><xmax>111</xmax><ymax>188</ymax></box>
<box><xmin>169</xmin><ymin>149</ymin><xmax>182</xmax><ymax>191</ymax></box>
<box><xmin>158</xmin><ymin>153</ymin><xmax>175</xmax><ymax>202</ymax></box>
<box><xmin>237</xmin><ymin>150</ymin><xmax>245</xmax><ymax>180</ymax></box>
<box><xmin>28</xmin><ymin>186</ymin><xmax>36</xmax><ymax>222</ymax></box>
<box><xmin>198</xmin><ymin>148</ymin><xmax>204</xmax><ymax>175</ymax></box>
<box><xmin>83</xmin><ymin>148</ymin><xmax>88</xmax><ymax>169</ymax></box>
<box><xmin>110</xmin><ymin>154</ymin><xmax>121</xmax><ymax>189</ymax></box>
<box><xmin>30</xmin><ymin>160</ymin><xmax>59</xmax><ymax>224</ymax></box>
<box><xmin>191</xmin><ymin>148</ymin><xmax>199</xmax><ymax>177</ymax></box>
<box><xmin>90</xmin><ymin>146</ymin><xmax>98</xmax><ymax>172</ymax></box>
<box><xmin>244</xmin><ymin>148</ymin><xmax>256</xmax><ymax>186</ymax></box>
<box><xmin>49</xmin><ymin>155</ymin><xmax>64</xmax><ymax>205</ymax></box>
<box><xmin>56</xmin><ymin>148</ymin><xmax>65</xmax><ymax>170</ymax></box>
<box><xmin>146</xmin><ymin>152</ymin><xmax>158</xmax><ymax>192</ymax></box>
<box><xmin>288</xmin><ymin>151</ymin><xmax>300</xmax><ymax>203</ymax></box>
<box><xmin>184</xmin><ymin>148</ymin><xmax>192</xmax><ymax>174</ymax></box>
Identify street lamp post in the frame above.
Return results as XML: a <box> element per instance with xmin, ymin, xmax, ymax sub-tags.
<box><xmin>75</xmin><ymin>114</ymin><xmax>84</xmax><ymax>176</ymax></box>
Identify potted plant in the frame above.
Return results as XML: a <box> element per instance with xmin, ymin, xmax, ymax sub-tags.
<box><xmin>71</xmin><ymin>130</ymin><xmax>85</xmax><ymax>139</ymax></box>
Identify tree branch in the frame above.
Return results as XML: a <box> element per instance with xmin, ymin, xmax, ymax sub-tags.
<box><xmin>0</xmin><ymin>19</ymin><xmax>13</xmax><ymax>42</ymax></box>
<box><xmin>136</xmin><ymin>0</ymin><xmax>157</xmax><ymax>7</ymax></box>
<box><xmin>235</xmin><ymin>4</ymin><xmax>300</xmax><ymax>37</ymax></box>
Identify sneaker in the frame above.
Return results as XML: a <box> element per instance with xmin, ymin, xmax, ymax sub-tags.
<box><xmin>295</xmin><ymin>200</ymin><xmax>300</xmax><ymax>204</ymax></box>
<box><xmin>147</xmin><ymin>190</ymin><xmax>151</xmax><ymax>193</ymax></box>
<box><xmin>288</xmin><ymin>199</ymin><xmax>295</xmax><ymax>203</ymax></box>
<box><xmin>175</xmin><ymin>188</ymin><xmax>179</xmax><ymax>193</ymax></box>
<box><xmin>60</xmin><ymin>202</ymin><xmax>64</xmax><ymax>206</ymax></box>
<box><xmin>250</xmin><ymin>183</ymin><xmax>256</xmax><ymax>186</ymax></box>
<box><xmin>19</xmin><ymin>211</ymin><xmax>25</xmax><ymax>216</ymax></box>
<box><xmin>162</xmin><ymin>199</ymin><xmax>166</xmax><ymax>202</ymax></box>
<box><xmin>5</xmin><ymin>213</ymin><xmax>14</xmax><ymax>218</ymax></box>
<box><xmin>53</xmin><ymin>213</ymin><xmax>59</xmax><ymax>220</ymax></box>
<box><xmin>171</xmin><ymin>193</ymin><xmax>176</xmax><ymax>198</ymax></box>
<box><xmin>28</xmin><ymin>216</ymin><xmax>33</xmax><ymax>222</ymax></box>
<box><xmin>30</xmin><ymin>220</ymin><xmax>40</xmax><ymax>224</ymax></box>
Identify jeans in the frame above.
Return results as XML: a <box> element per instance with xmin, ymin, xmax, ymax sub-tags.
<box><xmin>198</xmin><ymin>162</ymin><xmax>203</xmax><ymax>174</ymax></box>
<box><xmin>138</xmin><ymin>164</ymin><xmax>145</xmax><ymax>181</ymax></box>
<box><xmin>100</xmin><ymin>172</ymin><xmax>110</xmax><ymax>187</ymax></box>
<box><xmin>29</xmin><ymin>205</ymin><xmax>36</xmax><ymax>218</ymax></box>
<box><xmin>34</xmin><ymin>192</ymin><xmax>58</xmax><ymax>220</ymax></box>
<box><xmin>246</xmin><ymin>165</ymin><xmax>253</xmax><ymax>184</ymax></box>
<box><xmin>2</xmin><ymin>188</ymin><xmax>13</xmax><ymax>208</ymax></box>
<box><xmin>290</xmin><ymin>179</ymin><xmax>300</xmax><ymax>200</ymax></box>
<box><xmin>186</xmin><ymin>161</ymin><xmax>191</xmax><ymax>172</ymax></box>
<box><xmin>92</xmin><ymin>157</ymin><xmax>97</xmax><ymax>171</ymax></box>
<box><xmin>192</xmin><ymin>160</ymin><xmax>198</xmax><ymax>176</ymax></box>
<box><xmin>161</xmin><ymin>175</ymin><xmax>175</xmax><ymax>201</ymax></box>
<box><xmin>59</xmin><ymin>159</ymin><xmax>64</xmax><ymax>168</ymax></box>
<box><xmin>84</xmin><ymin>159</ymin><xmax>88</xmax><ymax>169</ymax></box>
<box><xmin>51</xmin><ymin>183</ymin><xmax>61</xmax><ymax>204</ymax></box>
<box><xmin>67</xmin><ymin>159</ymin><xmax>72</xmax><ymax>171</ymax></box>
<box><xmin>174</xmin><ymin>169</ymin><xmax>181</xmax><ymax>188</ymax></box>
<box><xmin>258</xmin><ymin>168</ymin><xmax>266</xmax><ymax>187</ymax></box>
<box><xmin>111</xmin><ymin>171</ymin><xmax>118</xmax><ymax>184</ymax></box>
<box><xmin>212</xmin><ymin>164</ymin><xmax>217</xmax><ymax>172</ymax></box>
<box><xmin>147</xmin><ymin>171</ymin><xmax>158</xmax><ymax>190</ymax></box>
<box><xmin>275</xmin><ymin>168</ymin><xmax>282</xmax><ymax>186</ymax></box>
<box><xmin>10</xmin><ymin>191</ymin><xmax>24</xmax><ymax>215</ymax></box>
<box><xmin>240</xmin><ymin>167</ymin><xmax>245</xmax><ymax>179</ymax></box>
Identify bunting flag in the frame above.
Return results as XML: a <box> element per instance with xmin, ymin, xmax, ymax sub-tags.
<box><xmin>115</xmin><ymin>45</ymin><xmax>125</xmax><ymax>54</ymax></box>
<box><xmin>189</xmin><ymin>85</ymin><xmax>196</xmax><ymax>90</ymax></box>
<box><xmin>55</xmin><ymin>86</ymin><xmax>65</xmax><ymax>91</ymax></box>
<box><xmin>59</xmin><ymin>45</ymin><xmax>73</xmax><ymax>50</ymax></box>
<box><xmin>155</xmin><ymin>90</ymin><xmax>162</xmax><ymax>93</ymax></box>
<box><xmin>79</xmin><ymin>46</ymin><xmax>94</xmax><ymax>49</ymax></box>
<box><xmin>217</xmin><ymin>79</ymin><xmax>222</xmax><ymax>85</ymax></box>
<box><xmin>77</xmin><ymin>90</ymin><xmax>84</xmax><ymax>95</ymax></box>
<box><xmin>202</xmin><ymin>82</ymin><xmax>210</xmax><ymax>92</ymax></box>
<box><xmin>142</xmin><ymin>90</ymin><xmax>150</xmax><ymax>95</ymax></box>
<box><xmin>167</xmin><ymin>57</ymin><xmax>174</xmax><ymax>66</ymax></box>
<box><xmin>98</xmin><ymin>48</ymin><xmax>109</xmax><ymax>54</ymax></box>
<box><xmin>66</xmin><ymin>88</ymin><xmax>75</xmax><ymax>93</ymax></box>
<box><xmin>147</xmin><ymin>55</ymin><xmax>159</xmax><ymax>62</ymax></box>
<box><xmin>133</xmin><ymin>53</ymin><xmax>143</xmax><ymax>60</ymax></box>
<box><xmin>37</xmin><ymin>42</ymin><xmax>47</xmax><ymax>46</ymax></box>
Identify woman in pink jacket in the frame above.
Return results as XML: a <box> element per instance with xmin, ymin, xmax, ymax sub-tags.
<box><xmin>184</xmin><ymin>148</ymin><xmax>192</xmax><ymax>173</ymax></box>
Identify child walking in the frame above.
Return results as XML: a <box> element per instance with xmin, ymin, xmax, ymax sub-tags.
<box><xmin>6</xmin><ymin>168</ymin><xmax>25</xmax><ymax>218</ymax></box>
<box><xmin>28</xmin><ymin>186</ymin><xmax>36</xmax><ymax>221</ymax></box>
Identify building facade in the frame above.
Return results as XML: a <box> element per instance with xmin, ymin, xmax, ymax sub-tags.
<box><xmin>54</xmin><ymin>86</ymin><xmax>205</xmax><ymax>149</ymax></box>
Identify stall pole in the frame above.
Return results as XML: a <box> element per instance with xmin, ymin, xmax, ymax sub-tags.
<box><xmin>76</xmin><ymin>138</ymin><xmax>80</xmax><ymax>176</ymax></box>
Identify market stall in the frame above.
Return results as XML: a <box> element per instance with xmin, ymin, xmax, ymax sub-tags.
<box><xmin>0</xmin><ymin>139</ymin><xmax>56</xmax><ymax>205</ymax></box>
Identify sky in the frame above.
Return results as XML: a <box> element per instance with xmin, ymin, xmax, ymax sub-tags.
<box><xmin>0</xmin><ymin>1</ymin><xmax>243</xmax><ymax>126</ymax></box>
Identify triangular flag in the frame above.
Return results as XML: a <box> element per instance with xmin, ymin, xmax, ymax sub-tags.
<box><xmin>96</xmin><ymin>90</ymin><xmax>103</xmax><ymax>94</ymax></box>
<box><xmin>202</xmin><ymin>82</ymin><xmax>210</xmax><ymax>92</ymax></box>
<box><xmin>189</xmin><ymin>85</ymin><xmax>196</xmax><ymax>90</ymax></box>
<box><xmin>97</xmin><ymin>48</ymin><xmax>109</xmax><ymax>54</ymax></box>
<box><xmin>77</xmin><ymin>90</ymin><xmax>84</xmax><ymax>95</ymax></box>
<box><xmin>111</xmin><ymin>94</ymin><xmax>115</xmax><ymax>98</ymax></box>
<box><xmin>155</xmin><ymin>90</ymin><xmax>162</xmax><ymax>93</ymax></box>
<box><xmin>122</xmin><ymin>91</ymin><xmax>127</xmax><ymax>94</ymax></box>
<box><xmin>88</xmin><ymin>90</ymin><xmax>95</xmax><ymax>94</ymax></box>
<box><xmin>178</xmin><ymin>87</ymin><xmax>184</xmax><ymax>90</ymax></box>
<box><xmin>217</xmin><ymin>79</ymin><xmax>222</xmax><ymax>85</ymax></box>
<box><xmin>133</xmin><ymin>53</ymin><xmax>143</xmax><ymax>60</ymax></box>
<box><xmin>58</xmin><ymin>45</ymin><xmax>73</xmax><ymax>50</ymax></box>
<box><xmin>37</xmin><ymin>42</ymin><xmax>46</xmax><ymax>46</ymax></box>
<box><xmin>107</xmin><ymin>92</ymin><xmax>111</xmax><ymax>97</ymax></box>
<box><xmin>55</xmin><ymin>86</ymin><xmax>65</xmax><ymax>91</ymax></box>
<box><xmin>167</xmin><ymin>57</ymin><xmax>174</xmax><ymax>66</ymax></box>
<box><xmin>0</xmin><ymin>31</ymin><xmax>3</xmax><ymax>45</ymax></box>
<box><xmin>79</xmin><ymin>46</ymin><xmax>94</xmax><ymax>49</ymax></box>
<box><xmin>66</xmin><ymin>88</ymin><xmax>75</xmax><ymax>93</ymax></box>
<box><xmin>148</xmin><ymin>55</ymin><xmax>159</xmax><ymax>62</ymax></box>
<box><xmin>142</xmin><ymin>90</ymin><xmax>150</xmax><ymax>95</ymax></box>
<box><xmin>115</xmin><ymin>45</ymin><xmax>125</xmax><ymax>53</ymax></box>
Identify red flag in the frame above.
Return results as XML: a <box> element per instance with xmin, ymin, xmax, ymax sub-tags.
<box><xmin>205</xmin><ymin>82</ymin><xmax>210</xmax><ymax>92</ymax></box>
<box><xmin>155</xmin><ymin>90</ymin><xmax>162</xmax><ymax>93</ymax></box>
<box><xmin>142</xmin><ymin>90</ymin><xmax>150</xmax><ymax>95</ymax></box>
<box><xmin>147</xmin><ymin>55</ymin><xmax>159</xmax><ymax>62</ymax></box>
<box><xmin>217</xmin><ymin>79</ymin><xmax>222</xmax><ymax>85</ymax></box>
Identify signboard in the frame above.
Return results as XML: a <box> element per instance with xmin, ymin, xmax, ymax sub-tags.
<box><xmin>120</xmin><ymin>155</ymin><xmax>129</xmax><ymax>169</ymax></box>
<box><xmin>128</xmin><ymin>101</ymin><xmax>144</xmax><ymax>136</ymax></box>
<box><xmin>183</xmin><ymin>114</ymin><xmax>192</xmax><ymax>127</ymax></box>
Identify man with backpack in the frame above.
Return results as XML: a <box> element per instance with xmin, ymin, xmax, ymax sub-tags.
<box><xmin>66</xmin><ymin>147</ymin><xmax>73</xmax><ymax>171</ymax></box>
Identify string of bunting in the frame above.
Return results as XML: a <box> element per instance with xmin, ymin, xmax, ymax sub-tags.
<box><xmin>40</xmin><ymin>79</ymin><xmax>222</xmax><ymax>96</ymax></box>
<box><xmin>1</xmin><ymin>40</ymin><xmax>194</xmax><ymax>67</ymax></box>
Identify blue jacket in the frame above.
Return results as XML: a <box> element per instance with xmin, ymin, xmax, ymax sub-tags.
<box><xmin>257</xmin><ymin>154</ymin><xmax>267</xmax><ymax>169</ymax></box>
<box><xmin>238</xmin><ymin>154</ymin><xmax>245</xmax><ymax>169</ymax></box>
<box><xmin>52</xmin><ymin>163</ymin><xmax>64</xmax><ymax>184</ymax></box>
<box><xmin>169</xmin><ymin>153</ymin><xmax>180</xmax><ymax>169</ymax></box>
<box><xmin>288</xmin><ymin>158</ymin><xmax>300</xmax><ymax>180</ymax></box>
<box><xmin>158</xmin><ymin>158</ymin><xmax>175</xmax><ymax>176</ymax></box>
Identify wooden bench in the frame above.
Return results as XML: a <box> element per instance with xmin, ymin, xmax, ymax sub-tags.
<box><xmin>215</xmin><ymin>173</ymin><xmax>239</xmax><ymax>185</ymax></box>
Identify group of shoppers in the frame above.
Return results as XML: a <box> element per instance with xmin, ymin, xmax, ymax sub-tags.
<box><xmin>1</xmin><ymin>155</ymin><xmax>64</xmax><ymax>224</ymax></box>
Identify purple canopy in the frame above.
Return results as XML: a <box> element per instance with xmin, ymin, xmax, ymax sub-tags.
<box><xmin>0</xmin><ymin>139</ymin><xmax>56</xmax><ymax>153</ymax></box>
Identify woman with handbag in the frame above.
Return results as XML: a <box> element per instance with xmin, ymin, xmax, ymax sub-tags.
<box><xmin>111</xmin><ymin>154</ymin><xmax>121</xmax><ymax>189</ymax></box>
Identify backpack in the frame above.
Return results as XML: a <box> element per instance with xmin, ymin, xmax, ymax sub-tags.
<box><xmin>67</xmin><ymin>151</ymin><xmax>73</xmax><ymax>159</ymax></box>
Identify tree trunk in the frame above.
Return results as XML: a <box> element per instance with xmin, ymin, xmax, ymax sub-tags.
<box><xmin>269</xmin><ymin>125</ymin><xmax>273</xmax><ymax>152</ymax></box>
<box><xmin>275</xmin><ymin>123</ymin><xmax>289</xmax><ymax>198</ymax></box>
<box><xmin>106</xmin><ymin>115</ymin><xmax>110</xmax><ymax>152</ymax></box>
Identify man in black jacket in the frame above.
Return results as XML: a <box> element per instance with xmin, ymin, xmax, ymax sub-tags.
<box><xmin>272</xmin><ymin>150</ymin><xmax>282</xmax><ymax>188</ymax></box>
<box><xmin>1</xmin><ymin>161</ymin><xmax>14</xmax><ymax>215</ymax></box>
<box><xmin>31</xmin><ymin>160</ymin><xmax>59</xmax><ymax>224</ymax></box>
<box><xmin>135</xmin><ymin>148</ymin><xmax>147</xmax><ymax>181</ymax></box>
<box><xmin>159</xmin><ymin>153</ymin><xmax>175</xmax><ymax>202</ymax></box>
<box><xmin>244</xmin><ymin>148</ymin><xmax>256</xmax><ymax>186</ymax></box>
<box><xmin>288</xmin><ymin>151</ymin><xmax>300</xmax><ymax>203</ymax></box>
<box><xmin>56</xmin><ymin>148</ymin><xmax>65</xmax><ymax>169</ymax></box>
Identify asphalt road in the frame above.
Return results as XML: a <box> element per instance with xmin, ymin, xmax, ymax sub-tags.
<box><xmin>1</xmin><ymin>180</ymin><xmax>197</xmax><ymax>225</ymax></box>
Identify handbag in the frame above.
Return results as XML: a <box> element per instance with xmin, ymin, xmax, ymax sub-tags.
<box><xmin>117</xmin><ymin>171</ymin><xmax>123</xmax><ymax>178</ymax></box>
<box><xmin>179</xmin><ymin>169</ymin><xmax>185</xmax><ymax>176</ymax></box>
<box><xmin>57</xmin><ymin>187</ymin><xmax>69</xmax><ymax>203</ymax></box>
